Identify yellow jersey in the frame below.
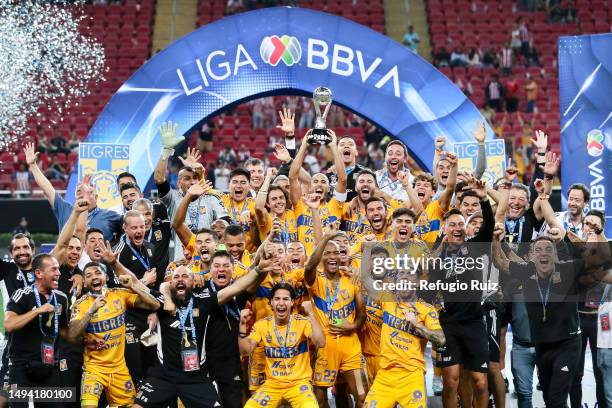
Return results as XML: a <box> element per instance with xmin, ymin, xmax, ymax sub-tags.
<box><xmin>307</xmin><ymin>271</ymin><xmax>360</xmax><ymax>333</ymax></box>
<box><xmin>184</xmin><ymin>233</ymin><xmax>205</xmax><ymax>276</ymax></box>
<box><xmin>294</xmin><ymin>198</ymin><xmax>345</xmax><ymax>256</ymax></box>
<box><xmin>233</xmin><ymin>250</ymin><xmax>252</xmax><ymax>279</ymax></box>
<box><xmin>360</xmin><ymin>293</ymin><xmax>383</xmax><ymax>356</ymax></box>
<box><xmin>379</xmin><ymin>300</ymin><xmax>441</xmax><ymax>371</ymax></box>
<box><xmin>415</xmin><ymin>200</ymin><xmax>445</xmax><ymax>244</ymax></box>
<box><xmin>221</xmin><ymin>193</ymin><xmax>259</xmax><ymax>252</ymax></box>
<box><xmin>248</xmin><ymin>315</ymin><xmax>313</xmax><ymax>387</ymax></box>
<box><xmin>72</xmin><ymin>289</ymin><xmax>138</xmax><ymax>369</ymax></box>
<box><xmin>252</xmin><ymin>269</ymin><xmax>306</xmax><ymax>321</ymax></box>
<box><xmin>257</xmin><ymin>210</ymin><xmax>298</xmax><ymax>244</ymax></box>
<box><xmin>342</xmin><ymin>199</ymin><xmax>404</xmax><ymax>246</ymax></box>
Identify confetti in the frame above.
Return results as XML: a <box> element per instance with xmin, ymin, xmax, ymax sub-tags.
<box><xmin>0</xmin><ymin>0</ymin><xmax>105</xmax><ymax>149</ymax></box>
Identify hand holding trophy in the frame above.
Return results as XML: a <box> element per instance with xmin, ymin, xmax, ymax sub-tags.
<box><xmin>310</xmin><ymin>86</ymin><xmax>333</xmax><ymax>145</ymax></box>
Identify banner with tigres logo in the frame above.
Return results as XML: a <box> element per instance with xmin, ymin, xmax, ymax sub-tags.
<box><xmin>78</xmin><ymin>143</ymin><xmax>130</xmax><ymax>209</ymax></box>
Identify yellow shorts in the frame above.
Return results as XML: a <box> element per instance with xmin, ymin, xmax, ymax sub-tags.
<box><xmin>248</xmin><ymin>345</ymin><xmax>267</xmax><ymax>391</ymax></box>
<box><xmin>364</xmin><ymin>354</ymin><xmax>380</xmax><ymax>384</ymax></box>
<box><xmin>313</xmin><ymin>333</ymin><xmax>363</xmax><ymax>387</ymax></box>
<box><xmin>81</xmin><ymin>365</ymin><xmax>135</xmax><ymax>407</ymax></box>
<box><xmin>245</xmin><ymin>382</ymin><xmax>317</xmax><ymax>408</ymax></box>
<box><xmin>364</xmin><ymin>367</ymin><xmax>425</xmax><ymax>408</ymax></box>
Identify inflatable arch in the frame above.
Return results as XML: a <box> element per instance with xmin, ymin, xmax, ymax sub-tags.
<box><xmin>67</xmin><ymin>6</ymin><xmax>493</xmax><ymax>197</ymax></box>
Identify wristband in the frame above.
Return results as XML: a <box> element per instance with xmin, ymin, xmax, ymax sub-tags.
<box><xmin>160</xmin><ymin>148</ymin><xmax>174</xmax><ymax>160</ymax></box>
<box><xmin>537</xmin><ymin>152</ymin><xmax>546</xmax><ymax>156</ymax></box>
<box><xmin>254</xmin><ymin>266</ymin><xmax>264</xmax><ymax>275</ymax></box>
<box><xmin>285</xmin><ymin>138</ymin><xmax>296</xmax><ymax>150</ymax></box>
<box><xmin>544</xmin><ymin>174</ymin><xmax>554</xmax><ymax>180</ymax></box>
<box><xmin>239</xmin><ymin>333</ymin><xmax>249</xmax><ymax>338</ymax></box>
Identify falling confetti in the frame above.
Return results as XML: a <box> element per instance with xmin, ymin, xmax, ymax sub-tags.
<box><xmin>0</xmin><ymin>0</ymin><xmax>105</xmax><ymax>149</ymax></box>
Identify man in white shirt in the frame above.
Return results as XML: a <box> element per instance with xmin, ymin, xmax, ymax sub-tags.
<box><xmin>375</xmin><ymin>140</ymin><xmax>413</xmax><ymax>201</ymax></box>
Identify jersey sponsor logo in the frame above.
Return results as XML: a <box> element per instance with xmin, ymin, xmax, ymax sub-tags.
<box><xmin>264</xmin><ymin>340</ymin><xmax>308</xmax><ymax>358</ymax></box>
<box><xmin>86</xmin><ymin>312</ymin><xmax>126</xmax><ymax>334</ymax></box>
<box><xmin>313</xmin><ymin>295</ymin><xmax>356</xmax><ymax>320</ymax></box>
<box><xmin>383</xmin><ymin>311</ymin><xmax>417</xmax><ymax>334</ymax></box>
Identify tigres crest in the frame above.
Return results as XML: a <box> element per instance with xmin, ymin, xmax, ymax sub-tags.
<box><xmin>78</xmin><ymin>143</ymin><xmax>130</xmax><ymax>209</ymax></box>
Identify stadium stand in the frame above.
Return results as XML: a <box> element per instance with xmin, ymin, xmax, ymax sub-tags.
<box><xmin>12</xmin><ymin>0</ymin><xmax>154</xmax><ymax>193</ymax></box>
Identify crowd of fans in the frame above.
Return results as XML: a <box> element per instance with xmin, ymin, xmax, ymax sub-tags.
<box><xmin>0</xmin><ymin>103</ymin><xmax>609</xmax><ymax>408</ymax></box>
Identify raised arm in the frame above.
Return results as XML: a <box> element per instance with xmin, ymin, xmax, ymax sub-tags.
<box><xmin>51</xmin><ymin>199</ymin><xmax>89</xmax><ymax>264</ymax></box>
<box><xmin>254</xmin><ymin>168</ymin><xmax>275</xmax><ymax>229</ymax></box>
<box><xmin>432</xmin><ymin>136</ymin><xmax>446</xmax><ymax>183</ymax></box>
<box><xmin>529</xmin><ymin>129</ymin><xmax>548</xmax><ymax>210</ymax></box>
<box><xmin>473</xmin><ymin>122</ymin><xmax>487</xmax><ymax>180</ymax></box>
<box><xmin>492</xmin><ymin>223</ymin><xmax>511</xmax><ymax>274</ymax></box>
<box><xmin>494</xmin><ymin>161</ymin><xmax>517</xmax><ymax>223</ymax></box>
<box><xmin>533</xmin><ymin>178</ymin><xmax>565</xmax><ymax>238</ymax></box>
<box><xmin>154</xmin><ymin>122</ymin><xmax>185</xmax><ymax>185</ymax></box>
<box><xmin>328</xmin><ymin>130</ymin><xmax>346</xmax><ymax>195</ymax></box>
<box><xmin>24</xmin><ymin>142</ymin><xmax>56</xmax><ymax>206</ymax></box>
<box><xmin>171</xmin><ymin>179</ymin><xmax>212</xmax><ymax>247</ymax></box>
<box><xmin>289</xmin><ymin>131</ymin><xmax>311</xmax><ymax>207</ymax></box>
<box><xmin>304</xmin><ymin>233</ymin><xmax>343</xmax><ymax>286</ymax></box>
<box><xmin>439</xmin><ymin>152</ymin><xmax>458</xmax><ymax>212</ymax></box>
<box><xmin>97</xmin><ymin>240</ymin><xmax>140</xmax><ymax>283</ymax></box>
<box><xmin>119</xmin><ymin>275</ymin><xmax>160</xmax><ymax>311</ymax></box>
<box><xmin>217</xmin><ymin>253</ymin><xmax>274</xmax><ymax>305</ymax></box>
<box><xmin>399</xmin><ymin>171</ymin><xmax>423</xmax><ymax>214</ymax></box>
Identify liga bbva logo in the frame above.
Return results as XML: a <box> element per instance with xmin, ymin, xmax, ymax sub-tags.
<box><xmin>587</xmin><ymin>129</ymin><xmax>605</xmax><ymax>157</ymax></box>
<box><xmin>260</xmin><ymin>35</ymin><xmax>301</xmax><ymax>66</ymax></box>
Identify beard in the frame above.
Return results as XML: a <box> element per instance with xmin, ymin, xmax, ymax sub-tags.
<box><xmin>171</xmin><ymin>288</ymin><xmax>193</xmax><ymax>307</ymax></box>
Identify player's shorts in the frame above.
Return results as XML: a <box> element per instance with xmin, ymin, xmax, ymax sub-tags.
<box><xmin>244</xmin><ymin>381</ymin><xmax>317</xmax><ymax>408</ymax></box>
<box><xmin>134</xmin><ymin>367</ymin><xmax>221</xmax><ymax>408</ymax></box>
<box><xmin>435</xmin><ymin>318</ymin><xmax>489</xmax><ymax>373</ymax></box>
<box><xmin>364</xmin><ymin>367</ymin><xmax>425</xmax><ymax>408</ymax></box>
<box><xmin>364</xmin><ymin>354</ymin><xmax>380</xmax><ymax>384</ymax></box>
<box><xmin>313</xmin><ymin>333</ymin><xmax>363</xmax><ymax>387</ymax></box>
<box><xmin>485</xmin><ymin>304</ymin><xmax>502</xmax><ymax>363</ymax></box>
<box><xmin>81</xmin><ymin>364</ymin><xmax>135</xmax><ymax>407</ymax></box>
<box><xmin>248</xmin><ymin>345</ymin><xmax>267</xmax><ymax>391</ymax></box>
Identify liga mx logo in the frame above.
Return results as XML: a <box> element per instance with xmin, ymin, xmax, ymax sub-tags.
<box><xmin>260</xmin><ymin>35</ymin><xmax>301</xmax><ymax>66</ymax></box>
<box><xmin>587</xmin><ymin>129</ymin><xmax>605</xmax><ymax>157</ymax></box>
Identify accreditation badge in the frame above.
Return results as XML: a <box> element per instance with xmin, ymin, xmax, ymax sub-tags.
<box><xmin>41</xmin><ymin>337</ymin><xmax>55</xmax><ymax>366</ymax></box>
<box><xmin>181</xmin><ymin>344</ymin><xmax>200</xmax><ymax>372</ymax></box>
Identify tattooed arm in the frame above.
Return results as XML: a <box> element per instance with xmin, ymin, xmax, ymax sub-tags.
<box><xmin>411</xmin><ymin>320</ymin><xmax>446</xmax><ymax>347</ymax></box>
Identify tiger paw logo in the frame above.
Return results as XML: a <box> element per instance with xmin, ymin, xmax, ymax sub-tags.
<box><xmin>587</xmin><ymin>129</ymin><xmax>605</xmax><ymax>157</ymax></box>
<box><xmin>260</xmin><ymin>35</ymin><xmax>302</xmax><ymax>66</ymax></box>
<box><xmin>90</xmin><ymin>170</ymin><xmax>119</xmax><ymax>205</ymax></box>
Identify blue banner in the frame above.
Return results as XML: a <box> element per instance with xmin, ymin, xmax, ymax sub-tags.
<box><xmin>67</xmin><ymin>6</ymin><xmax>492</xmax><ymax>199</ymax></box>
<box><xmin>559</xmin><ymin>34</ymin><xmax>612</xmax><ymax>236</ymax></box>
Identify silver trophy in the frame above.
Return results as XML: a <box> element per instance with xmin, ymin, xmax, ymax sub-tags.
<box><xmin>310</xmin><ymin>86</ymin><xmax>333</xmax><ymax>145</ymax></box>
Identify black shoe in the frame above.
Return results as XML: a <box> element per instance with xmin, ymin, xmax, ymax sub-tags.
<box><xmin>504</xmin><ymin>377</ymin><xmax>509</xmax><ymax>394</ymax></box>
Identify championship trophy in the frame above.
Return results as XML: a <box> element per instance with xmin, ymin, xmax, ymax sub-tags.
<box><xmin>310</xmin><ymin>86</ymin><xmax>333</xmax><ymax>145</ymax></box>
